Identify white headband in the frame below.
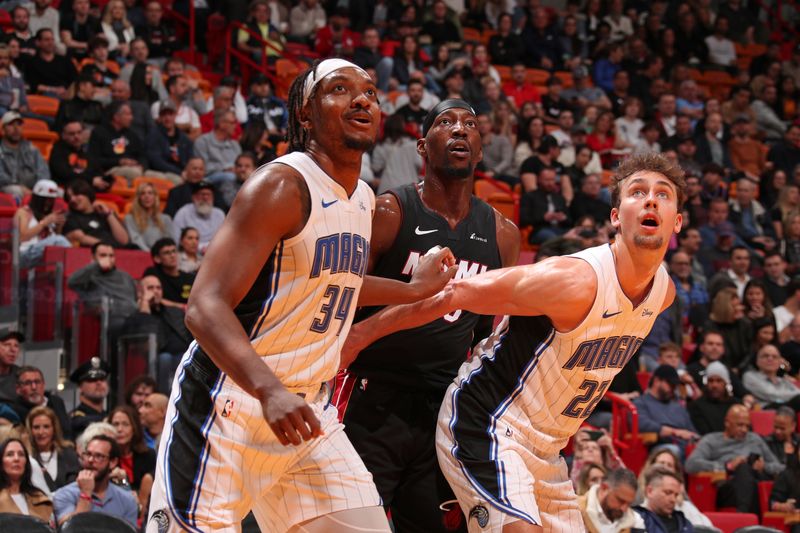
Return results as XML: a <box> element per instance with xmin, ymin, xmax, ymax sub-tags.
<box><xmin>302</xmin><ymin>58</ymin><xmax>369</xmax><ymax>108</ymax></box>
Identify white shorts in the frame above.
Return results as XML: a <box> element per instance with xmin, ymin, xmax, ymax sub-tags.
<box><xmin>147</xmin><ymin>347</ymin><xmax>382</xmax><ymax>533</ymax></box>
<box><xmin>435</xmin><ymin>383</ymin><xmax>584</xmax><ymax>533</ymax></box>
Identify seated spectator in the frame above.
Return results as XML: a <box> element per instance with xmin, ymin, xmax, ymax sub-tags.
<box><xmin>23</xmin><ymin>29</ymin><xmax>76</xmax><ymax>97</ymax></box>
<box><xmin>245</xmin><ymin>73</ymin><xmax>287</xmax><ymax>142</ymax></box>
<box><xmin>200</xmin><ymin>86</ymin><xmax>241</xmax><ymax>139</ymax></box>
<box><xmin>79</xmin><ymin>36</ymin><xmax>119</xmax><ymax>99</ymax></box>
<box><xmin>728</xmin><ymin>117</ymin><xmax>767</xmax><ymax>180</ymax></box>
<box><xmin>26</xmin><ymin>0</ymin><xmax>63</xmax><ymax>55</ymax></box>
<box><xmin>123</xmin><ymin>275</ymin><xmax>191</xmax><ymax>393</ymax></box>
<box><xmin>100</xmin><ymin>0</ymin><xmax>135</xmax><ymax>59</ymax></box>
<box><xmin>49</xmin><ymin>121</ymin><xmax>107</xmax><ymax>191</ymax></box>
<box><xmin>11</xmin><ymin>365</ymin><xmax>71</xmax><ymax>440</ymax></box>
<box><xmin>177</xmin><ymin>227</ymin><xmax>202</xmax><ymax>274</ymax></box>
<box><xmin>193</xmin><ymin>109</ymin><xmax>241</xmax><ymax>185</ymax></box>
<box><xmin>742</xmin><ymin>278</ymin><xmax>774</xmax><ymax>325</ymax></box>
<box><xmin>0</xmin><ymin>438</ymin><xmax>53</xmax><ymax>523</ymax></box>
<box><xmin>66</xmin><ymin>358</ymin><xmax>111</xmax><ymax>440</ymax></box>
<box><xmin>26</xmin><ymin>406</ymin><xmax>80</xmax><ymax>496</ymax></box>
<box><xmin>703</xmin><ymin>286</ymin><xmax>753</xmax><ymax>371</ymax></box>
<box><xmin>161</xmin><ymin>58</ymin><xmax>207</xmax><ymax>116</ymax></box>
<box><xmin>0</xmin><ymin>110</ymin><xmax>50</xmax><ymax>199</ymax></box>
<box><xmin>520</xmin><ymin>135</ymin><xmax>566</xmax><ymax>192</ymax></box>
<box><xmin>615</xmin><ymin>97</ymin><xmax>644</xmax><ymax>150</ymax></box>
<box><xmin>563</xmin><ymin>66</ymin><xmax>612</xmax><ymax>110</ymax></box>
<box><xmin>137</xmin><ymin>393</ymin><xmax>166</xmax><ymax>449</ymax></box>
<box><xmin>172</xmin><ymin>180</ymin><xmax>225</xmax><ymax>252</ymax></box>
<box><xmin>54</xmin><ymin>73</ymin><xmax>104</xmax><ymax>136</ymax></box>
<box><xmin>88</xmin><ymin>101</ymin><xmax>146</xmax><ymax>184</ymax></box>
<box><xmin>151</xmin><ymin>76</ymin><xmax>201</xmax><ymax>140</ymax></box>
<box><xmin>218</xmin><ymin>152</ymin><xmax>255</xmax><ymax>211</ymax></box>
<box><xmin>14</xmin><ymin>180</ymin><xmax>71</xmax><ymax>268</ymax></box>
<box><xmin>587</xmin><ymin>111</ymin><xmax>623</xmax><ymax>169</ymax></box>
<box><xmin>371</xmin><ymin>115</ymin><xmax>421</xmax><ymax>195</ymax></box>
<box><xmin>670</xmin><ymin>250</ymin><xmax>709</xmax><ymax>330</ymax></box>
<box><xmin>142</xmin><ymin>238</ymin><xmax>194</xmax><ymax>308</ymax></box>
<box><xmin>675</xmin><ymin>81</ymin><xmax>705</xmax><ymax>125</ymax></box>
<box><xmin>763</xmin><ymin>406</ymin><xmax>799</xmax><ymax>466</ymax></box>
<box><xmin>688</xmin><ymin>361</ymin><xmax>742</xmax><ymax>435</ymax></box>
<box><xmin>743</xmin><ymin>343</ymin><xmax>800</xmax><ymax>411</ymax></box>
<box><xmin>502</xmin><ymin>62</ymin><xmax>540</xmax><ymax>112</ymax></box>
<box><xmin>235</xmin><ymin>0</ymin><xmax>284</xmax><ymax>63</ymax></box>
<box><xmin>123</xmin><ymin>375</ymin><xmax>156</xmax><ymax>411</ymax></box>
<box><xmin>52</xmin><ymin>434</ymin><xmax>137</xmax><ymax>527</ymax></box>
<box><xmin>770</xmin><ymin>443</ymin><xmax>800</xmax><ymax>521</ymax></box>
<box><xmin>771</xmin><ymin>184</ymin><xmax>799</xmax><ymax>240</ymax></box>
<box><xmin>63</xmin><ymin>180</ymin><xmax>130</xmax><ymax>248</ymax></box>
<box><xmin>313</xmin><ymin>7</ymin><xmax>357</xmax><ymax>60</ymax></box>
<box><xmin>633</xmin><ymin>466</ymin><xmax>693</xmax><ymax>533</ymax></box>
<box><xmin>569</xmin><ymin>174</ymin><xmax>610</xmax><ymax>229</ymax></box>
<box><xmin>476</xmin><ymin>112</ymin><xmax>514</xmax><ymax>185</ymax></box>
<box><xmin>119</xmin><ymin>38</ymin><xmax>166</xmax><ymax>105</ymax></box>
<box><xmin>686</xmin><ymin>404</ymin><xmax>784</xmax><ymax>514</ymax></box>
<box><xmin>752</xmin><ymin>84</ymin><xmax>787</xmax><ymax>142</ymax></box>
<box><xmin>238</xmin><ymin>122</ymin><xmax>274</xmax><ymax>168</ymax></box>
<box><xmin>570</xmin><ymin>428</ymin><xmax>625</xmax><ymax>487</ymax></box>
<box><xmin>695</xmin><ymin>113</ymin><xmax>731</xmax><ymax>169</ymax></box>
<box><xmin>575</xmin><ymin>462</ymin><xmax>607</xmax><ymax>496</ymax></box>
<box><xmin>135</xmin><ymin>1</ymin><xmax>177</xmax><ymax>63</ymax></box>
<box><xmin>123</xmin><ymin>182</ymin><xmax>174</xmax><ymax>251</ymax></box>
<box><xmin>0</xmin><ymin>44</ymin><xmax>29</xmax><ymax>117</ymax></box>
<box><xmin>59</xmin><ymin>0</ymin><xmax>102</xmax><ymax>61</ymax></box>
<box><xmin>578</xmin><ymin>468</ymin><xmax>643</xmax><ymax>532</ymax></box>
<box><xmin>108</xmin><ymin>405</ymin><xmax>155</xmax><ymax>520</ymax></box>
<box><xmin>287</xmin><ymin>0</ymin><xmax>325</xmax><ymax>44</ymax></box>
<box><xmin>520</xmin><ymin>167</ymin><xmax>572</xmax><ymax>244</ymax></box>
<box><xmin>768</xmin><ymin>124</ymin><xmax>800</xmax><ymax>176</ymax></box>
<box><xmin>164</xmin><ymin>157</ymin><xmax>221</xmax><ymax>217</ymax></box>
<box><xmin>634</xmin><ymin>365</ymin><xmax>700</xmax><ymax>454</ymax></box>
<box><xmin>705</xmin><ymin>15</ymin><xmax>736</xmax><ymax>69</ymax></box>
<box><xmin>145</xmin><ymin>100</ymin><xmax>191</xmax><ymax>184</ymax></box>
<box><xmin>675</xmin><ymin>137</ymin><xmax>702</xmax><ymax>178</ymax></box>
<box><xmin>632</xmin><ymin>121</ymin><xmax>662</xmax><ymax>155</ymax></box>
<box><xmin>636</xmin><ymin>448</ymin><xmax>715</xmax><ymax>530</ymax></box>
<box><xmin>0</xmin><ymin>330</ymin><xmax>24</xmax><ymax>404</ymax></box>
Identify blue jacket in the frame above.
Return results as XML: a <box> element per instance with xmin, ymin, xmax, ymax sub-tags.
<box><xmin>634</xmin><ymin>506</ymin><xmax>693</xmax><ymax>533</ymax></box>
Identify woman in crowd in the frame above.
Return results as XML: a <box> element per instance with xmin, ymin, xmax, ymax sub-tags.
<box><xmin>574</xmin><ymin>462</ymin><xmax>606</xmax><ymax>496</ymax></box>
<box><xmin>780</xmin><ymin>210</ymin><xmax>800</xmax><ymax>275</ymax></box>
<box><xmin>124</xmin><ymin>182</ymin><xmax>174</xmax><ymax>252</ymax></box>
<box><xmin>513</xmin><ymin>115</ymin><xmax>545</xmax><ymax>171</ymax></box>
<box><xmin>0</xmin><ymin>438</ymin><xmax>53</xmax><ymax>523</ymax></box>
<box><xmin>101</xmin><ymin>0</ymin><xmax>135</xmax><ymax>59</ymax></box>
<box><xmin>390</xmin><ymin>35</ymin><xmax>427</xmax><ymax>90</ymax></box>
<box><xmin>492</xmin><ymin>99</ymin><xmax>517</xmax><ymax>146</ymax></box>
<box><xmin>178</xmin><ymin>226</ymin><xmax>203</xmax><ymax>274</ymax></box>
<box><xmin>15</xmin><ymin>180</ymin><xmax>71</xmax><ymax>268</ymax></box>
<box><xmin>751</xmin><ymin>317</ymin><xmax>779</xmax><ymax>366</ymax></box>
<box><xmin>428</xmin><ymin>44</ymin><xmax>463</xmax><ymax>88</ymax></box>
<box><xmin>743</xmin><ymin>344</ymin><xmax>800</xmax><ymax>411</ymax></box>
<box><xmin>570</xmin><ymin>429</ymin><xmax>625</xmax><ymax>487</ymax></box>
<box><xmin>25</xmin><ymin>406</ymin><xmax>79</xmax><ymax>497</ymax></box>
<box><xmin>636</xmin><ymin>448</ymin><xmax>715</xmax><ymax>530</ymax></box>
<box><xmin>587</xmin><ymin>110</ymin><xmax>623</xmax><ymax>168</ymax></box>
<box><xmin>239</xmin><ymin>121</ymin><xmax>276</xmax><ymax>167</ymax></box>
<box><xmin>743</xmin><ymin>279</ymin><xmax>775</xmax><ymax>323</ymax></box>
<box><xmin>614</xmin><ymin>97</ymin><xmax>644</xmax><ymax>152</ymax></box>
<box><xmin>704</xmin><ymin>287</ymin><xmax>753</xmax><ymax>372</ymax></box>
<box><xmin>772</xmin><ymin>182</ymin><xmax>799</xmax><ymax>239</ymax></box>
<box><xmin>109</xmin><ymin>405</ymin><xmax>156</xmax><ymax>520</ymax></box>
<box><xmin>124</xmin><ymin>375</ymin><xmax>157</xmax><ymax>409</ymax></box>
<box><xmin>771</xmin><ymin>443</ymin><xmax>800</xmax><ymax>532</ymax></box>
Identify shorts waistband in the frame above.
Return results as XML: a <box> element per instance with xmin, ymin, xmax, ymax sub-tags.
<box><xmin>288</xmin><ymin>383</ymin><xmax>329</xmax><ymax>403</ymax></box>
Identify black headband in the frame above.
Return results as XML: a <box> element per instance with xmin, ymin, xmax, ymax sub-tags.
<box><xmin>421</xmin><ymin>99</ymin><xmax>476</xmax><ymax>137</ymax></box>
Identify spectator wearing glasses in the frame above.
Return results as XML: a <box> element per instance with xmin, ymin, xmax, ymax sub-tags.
<box><xmin>52</xmin><ymin>434</ymin><xmax>138</xmax><ymax>527</ymax></box>
<box><xmin>10</xmin><ymin>366</ymin><xmax>72</xmax><ymax>440</ymax></box>
<box><xmin>743</xmin><ymin>344</ymin><xmax>800</xmax><ymax>411</ymax></box>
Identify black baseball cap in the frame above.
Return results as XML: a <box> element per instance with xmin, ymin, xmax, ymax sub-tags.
<box><xmin>653</xmin><ymin>364</ymin><xmax>681</xmax><ymax>386</ymax></box>
<box><xmin>192</xmin><ymin>180</ymin><xmax>214</xmax><ymax>193</ymax></box>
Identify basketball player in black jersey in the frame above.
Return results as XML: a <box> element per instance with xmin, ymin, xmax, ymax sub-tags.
<box><xmin>335</xmin><ymin>100</ymin><xmax>520</xmax><ymax>533</ymax></box>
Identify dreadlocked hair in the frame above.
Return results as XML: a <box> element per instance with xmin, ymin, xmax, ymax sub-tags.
<box><xmin>287</xmin><ymin>60</ymin><xmax>322</xmax><ymax>153</ymax></box>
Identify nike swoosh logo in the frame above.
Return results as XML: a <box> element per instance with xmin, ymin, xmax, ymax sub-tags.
<box><xmin>415</xmin><ymin>226</ymin><xmax>438</xmax><ymax>235</ymax></box>
<box><xmin>321</xmin><ymin>199</ymin><xmax>338</xmax><ymax>208</ymax></box>
<box><xmin>602</xmin><ymin>310</ymin><xmax>623</xmax><ymax>319</ymax></box>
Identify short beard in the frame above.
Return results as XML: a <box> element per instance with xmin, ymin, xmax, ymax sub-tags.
<box><xmin>633</xmin><ymin>234</ymin><xmax>664</xmax><ymax>250</ymax></box>
<box><xmin>343</xmin><ymin>135</ymin><xmax>375</xmax><ymax>151</ymax></box>
<box><xmin>440</xmin><ymin>163</ymin><xmax>474</xmax><ymax>179</ymax></box>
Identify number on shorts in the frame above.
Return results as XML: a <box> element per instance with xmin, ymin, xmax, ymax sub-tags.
<box><xmin>311</xmin><ymin>284</ymin><xmax>356</xmax><ymax>334</ymax></box>
<box><xmin>561</xmin><ymin>379</ymin><xmax>611</xmax><ymax>419</ymax></box>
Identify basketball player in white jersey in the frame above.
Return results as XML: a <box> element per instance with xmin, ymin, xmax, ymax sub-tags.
<box><xmin>146</xmin><ymin>59</ymin><xmax>455</xmax><ymax>533</ymax></box>
<box><xmin>343</xmin><ymin>153</ymin><xmax>686</xmax><ymax>532</ymax></box>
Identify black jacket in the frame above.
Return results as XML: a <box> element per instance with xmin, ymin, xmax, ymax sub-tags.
<box><xmin>30</xmin><ymin>446</ymin><xmax>80</xmax><ymax>493</ymax></box>
<box><xmin>54</xmin><ymin>97</ymin><xmax>105</xmax><ymax>133</ymax></box>
<box><xmin>11</xmin><ymin>392</ymin><xmax>73</xmax><ymax>440</ymax></box>
<box><xmin>520</xmin><ymin>189</ymin><xmax>571</xmax><ymax>229</ymax></box>
<box><xmin>49</xmin><ymin>140</ymin><xmax>102</xmax><ymax>187</ymax></box>
<box><xmin>146</xmin><ymin>124</ymin><xmax>193</xmax><ymax>174</ymax></box>
<box><xmin>122</xmin><ymin>306</ymin><xmax>192</xmax><ymax>356</ymax></box>
<box><xmin>88</xmin><ymin>123</ymin><xmax>147</xmax><ymax>172</ymax></box>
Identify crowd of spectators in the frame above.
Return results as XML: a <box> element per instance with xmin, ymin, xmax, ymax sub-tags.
<box><xmin>0</xmin><ymin>0</ymin><xmax>799</xmax><ymax>530</ymax></box>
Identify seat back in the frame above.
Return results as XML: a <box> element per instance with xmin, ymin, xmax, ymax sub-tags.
<box><xmin>705</xmin><ymin>512</ymin><xmax>759</xmax><ymax>533</ymax></box>
<box><xmin>750</xmin><ymin>410</ymin><xmax>776</xmax><ymax>437</ymax></box>
<box><xmin>59</xmin><ymin>511</ymin><xmax>137</xmax><ymax>533</ymax></box>
<box><xmin>0</xmin><ymin>512</ymin><xmax>53</xmax><ymax>532</ymax></box>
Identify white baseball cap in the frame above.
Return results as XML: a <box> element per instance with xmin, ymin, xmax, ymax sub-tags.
<box><xmin>32</xmin><ymin>180</ymin><xmax>63</xmax><ymax>198</ymax></box>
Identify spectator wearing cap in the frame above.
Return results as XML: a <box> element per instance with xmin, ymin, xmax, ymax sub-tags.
<box><xmin>63</xmin><ymin>180</ymin><xmax>129</xmax><ymax>248</ymax></box>
<box><xmin>52</xmin><ymin>434</ymin><xmax>138</xmax><ymax>527</ymax></box>
<box><xmin>287</xmin><ymin>0</ymin><xmax>325</xmax><ymax>44</ymax></box>
<box><xmin>762</xmin><ymin>406</ymin><xmax>799</xmax><ymax>466</ymax></box>
<box><xmin>151</xmin><ymin>75</ymin><xmax>201</xmax><ymax>141</ymax></box>
<box><xmin>11</xmin><ymin>365</ymin><xmax>72</xmax><ymax>441</ymax></box>
<box><xmin>687</xmin><ymin>361</ymin><xmax>742</xmax><ymax>435</ymax></box>
<box><xmin>59</xmin><ymin>0</ymin><xmax>102</xmax><ymax>61</ymax></box>
<box><xmin>172</xmin><ymin>180</ymin><xmax>225</xmax><ymax>251</ymax></box>
<box><xmin>145</xmin><ymin>99</ymin><xmax>192</xmax><ymax>183</ymax></box>
<box><xmin>24</xmin><ymin>29</ymin><xmax>76</xmax><ymax>97</ymax></box>
<box><xmin>245</xmin><ymin>72</ymin><xmax>287</xmax><ymax>141</ymax></box>
<box><xmin>53</xmin><ymin>71</ymin><xmax>104</xmax><ymax>134</ymax></box>
<box><xmin>67</xmin><ymin>357</ymin><xmax>111</xmax><ymax>439</ymax></box>
<box><xmin>118</xmin><ymin>38</ymin><xmax>168</xmax><ymax>105</ymax></box>
<box><xmin>541</xmin><ymin>76</ymin><xmax>574</xmax><ymax>125</ymax></box>
<box><xmin>0</xmin><ymin>110</ymin><xmax>50</xmax><ymax>199</ymax></box>
<box><xmin>15</xmin><ymin>179</ymin><xmax>71</xmax><ymax>267</ymax></box>
<box><xmin>193</xmin><ymin>109</ymin><xmax>242</xmax><ymax>186</ymax></box>
<box><xmin>87</xmin><ymin>101</ymin><xmax>146</xmax><ymax>184</ymax></box>
<box><xmin>0</xmin><ymin>330</ymin><xmax>24</xmax><ymax>403</ymax></box>
<box><xmin>123</xmin><ymin>274</ymin><xmax>191</xmax><ymax>393</ymax></box>
<box><xmin>50</xmin><ymin>121</ymin><xmax>106</xmax><ymax>191</ymax></box>
<box><xmin>728</xmin><ymin>176</ymin><xmax>775</xmax><ymax>252</ymax></box>
<box><xmin>686</xmin><ymin>404</ymin><xmax>783</xmax><ymax>514</ymax></box>
<box><xmin>135</xmin><ymin>1</ymin><xmax>177</xmax><ymax>64</ymax></box>
<box><xmin>633</xmin><ymin>365</ymin><xmax>700</xmax><ymax>454</ymax></box>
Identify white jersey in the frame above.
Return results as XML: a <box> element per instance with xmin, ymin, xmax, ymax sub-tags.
<box><xmin>446</xmin><ymin>243</ymin><xmax>670</xmax><ymax>457</ymax></box>
<box><xmin>231</xmin><ymin>151</ymin><xmax>375</xmax><ymax>389</ymax></box>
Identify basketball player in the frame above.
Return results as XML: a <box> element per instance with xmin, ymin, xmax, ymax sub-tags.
<box><xmin>335</xmin><ymin>99</ymin><xmax>520</xmax><ymax>532</ymax></box>
<box><xmin>147</xmin><ymin>59</ymin><xmax>456</xmax><ymax>533</ymax></box>
<box><xmin>343</xmin><ymin>153</ymin><xmax>686</xmax><ymax>532</ymax></box>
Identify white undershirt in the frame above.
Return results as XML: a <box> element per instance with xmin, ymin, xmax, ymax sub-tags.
<box><xmin>11</xmin><ymin>493</ymin><xmax>29</xmax><ymax>515</ymax></box>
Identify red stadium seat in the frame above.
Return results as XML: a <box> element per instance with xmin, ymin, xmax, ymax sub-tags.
<box><xmin>705</xmin><ymin>512</ymin><xmax>758</xmax><ymax>533</ymax></box>
<box><xmin>750</xmin><ymin>410</ymin><xmax>776</xmax><ymax>436</ymax></box>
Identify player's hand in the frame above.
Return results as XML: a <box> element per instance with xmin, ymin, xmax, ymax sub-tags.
<box><xmin>261</xmin><ymin>388</ymin><xmax>323</xmax><ymax>446</ymax></box>
<box><xmin>409</xmin><ymin>246</ymin><xmax>457</xmax><ymax>299</ymax></box>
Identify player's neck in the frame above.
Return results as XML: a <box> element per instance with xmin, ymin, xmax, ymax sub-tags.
<box><xmin>306</xmin><ymin>145</ymin><xmax>363</xmax><ymax>195</ymax></box>
<box><xmin>418</xmin><ymin>175</ymin><xmax>473</xmax><ymax>229</ymax></box>
<box><xmin>611</xmin><ymin>240</ymin><xmax>663</xmax><ymax>308</ymax></box>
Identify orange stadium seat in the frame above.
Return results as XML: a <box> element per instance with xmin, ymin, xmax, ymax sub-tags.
<box><xmin>26</xmin><ymin>95</ymin><xmax>60</xmax><ymax>117</ymax></box>
<box><xmin>554</xmin><ymin>71</ymin><xmax>574</xmax><ymax>88</ymax></box>
<box><xmin>526</xmin><ymin>68</ymin><xmax>550</xmax><ymax>86</ymax></box>
<box><xmin>462</xmin><ymin>27</ymin><xmax>481</xmax><ymax>43</ymax></box>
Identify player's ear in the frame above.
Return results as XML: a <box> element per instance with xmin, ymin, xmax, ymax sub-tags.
<box><xmin>610</xmin><ymin>207</ymin><xmax>621</xmax><ymax>231</ymax></box>
<box><xmin>673</xmin><ymin>212</ymin><xmax>683</xmax><ymax>234</ymax></box>
<box><xmin>417</xmin><ymin>138</ymin><xmax>427</xmax><ymax>158</ymax></box>
<box><xmin>298</xmin><ymin>102</ymin><xmax>312</xmax><ymax>131</ymax></box>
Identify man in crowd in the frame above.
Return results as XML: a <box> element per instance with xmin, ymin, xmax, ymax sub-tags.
<box><xmin>393</xmin><ymin>79</ymin><xmax>428</xmax><ymax>136</ymax></box>
<box><xmin>578</xmin><ymin>468</ymin><xmax>643</xmax><ymax>532</ymax></box>
<box><xmin>67</xmin><ymin>357</ymin><xmax>111</xmax><ymax>438</ymax></box>
<box><xmin>634</xmin><ymin>466</ymin><xmax>693</xmax><ymax>532</ymax></box>
<box><xmin>218</xmin><ymin>152</ymin><xmax>256</xmax><ymax>210</ymax></box>
<box><xmin>520</xmin><ymin>167</ymin><xmax>571</xmax><ymax>244</ymax></box>
<box><xmin>63</xmin><ymin>181</ymin><xmax>129</xmax><ymax>247</ymax></box>
<box><xmin>23</xmin><ymin>29</ymin><xmax>76</xmax><ymax>97</ymax></box>
<box><xmin>146</xmin><ymin>99</ymin><xmax>192</xmax><ymax>184</ymax></box>
<box><xmin>49</xmin><ymin>120</ymin><xmax>106</xmax><ymax>190</ymax></box>
<box><xmin>245</xmin><ymin>73</ymin><xmax>287</xmax><ymax>142</ymax></box>
<box><xmin>110</xmin><ymin>79</ymin><xmax>154</xmax><ymax>144</ymax></box>
<box><xmin>686</xmin><ymin>404</ymin><xmax>784</xmax><ymax>514</ymax></box>
<box><xmin>163</xmin><ymin>157</ymin><xmax>222</xmax><ymax>216</ymax></box>
<box><xmin>476</xmin><ymin>112</ymin><xmax>514</xmax><ymax>184</ymax></box>
<box><xmin>87</xmin><ymin>101</ymin><xmax>146</xmax><ymax>183</ymax></box>
<box><xmin>10</xmin><ymin>365</ymin><xmax>72</xmax><ymax>439</ymax></box>
<box><xmin>52</xmin><ymin>434</ymin><xmax>138</xmax><ymax>527</ymax></box>
<box><xmin>763</xmin><ymin>251</ymin><xmax>790</xmax><ymax>306</ymax></box>
<box><xmin>763</xmin><ymin>406</ymin><xmax>799</xmax><ymax>465</ymax></box>
<box><xmin>0</xmin><ymin>330</ymin><xmax>24</xmax><ymax>403</ymax></box>
<box><xmin>633</xmin><ymin>365</ymin><xmax>700</xmax><ymax>452</ymax></box>
<box><xmin>171</xmin><ymin>180</ymin><xmax>225</xmax><ymax>251</ymax></box>
<box><xmin>53</xmin><ymin>71</ymin><xmax>104</xmax><ymax>134</ymax></box>
<box><xmin>708</xmin><ymin>245</ymin><xmax>752</xmax><ymax>299</ymax></box>
<box><xmin>728</xmin><ymin>176</ymin><xmax>774</xmax><ymax>253</ymax></box>
<box><xmin>686</xmin><ymin>330</ymin><xmax>752</xmax><ymax>401</ymax></box>
<box><xmin>142</xmin><ymin>238</ymin><xmax>194</xmax><ymax>309</ymax></box>
<box><xmin>151</xmin><ymin>75</ymin><xmax>201</xmax><ymax>140</ymax></box>
<box><xmin>687</xmin><ymin>361</ymin><xmax>741</xmax><ymax>435</ymax></box>
<box><xmin>0</xmin><ymin>110</ymin><xmax>50</xmax><ymax>199</ymax></box>
<box><xmin>138</xmin><ymin>392</ymin><xmax>167</xmax><ymax>449</ymax></box>
<box><xmin>135</xmin><ymin>1</ymin><xmax>178</xmax><ymax>63</ymax></box>
<box><xmin>768</xmin><ymin>124</ymin><xmax>800</xmax><ymax>176</ymax></box>
<box><xmin>193</xmin><ymin>109</ymin><xmax>241</xmax><ymax>185</ymax></box>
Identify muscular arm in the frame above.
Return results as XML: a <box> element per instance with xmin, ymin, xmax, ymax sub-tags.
<box><xmin>184</xmin><ymin>163</ymin><xmax>321</xmax><ymax>446</ymax></box>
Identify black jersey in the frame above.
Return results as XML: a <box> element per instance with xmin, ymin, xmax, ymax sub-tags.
<box><xmin>350</xmin><ymin>183</ymin><xmax>503</xmax><ymax>392</ymax></box>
